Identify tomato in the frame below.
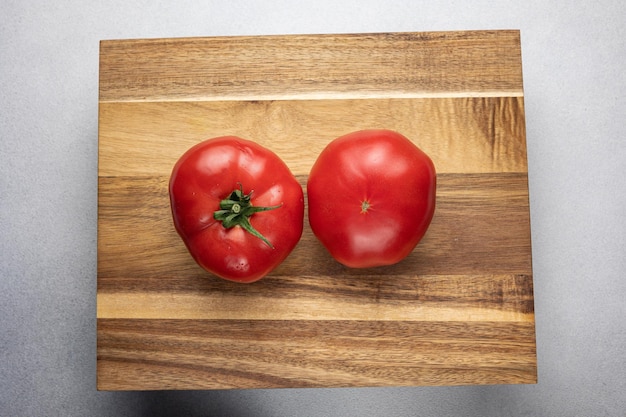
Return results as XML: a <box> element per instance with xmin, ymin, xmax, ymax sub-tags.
<box><xmin>307</xmin><ymin>129</ymin><xmax>436</xmax><ymax>268</ymax></box>
<box><xmin>169</xmin><ymin>136</ymin><xmax>304</xmax><ymax>283</ymax></box>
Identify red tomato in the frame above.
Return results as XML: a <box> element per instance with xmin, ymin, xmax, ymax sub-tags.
<box><xmin>169</xmin><ymin>136</ymin><xmax>304</xmax><ymax>283</ymax></box>
<box><xmin>307</xmin><ymin>129</ymin><xmax>436</xmax><ymax>268</ymax></box>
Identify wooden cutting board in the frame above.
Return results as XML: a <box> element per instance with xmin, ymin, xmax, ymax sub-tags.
<box><xmin>97</xmin><ymin>30</ymin><xmax>536</xmax><ymax>390</ymax></box>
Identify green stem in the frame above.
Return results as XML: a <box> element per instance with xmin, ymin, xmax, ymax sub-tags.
<box><xmin>213</xmin><ymin>184</ymin><xmax>281</xmax><ymax>248</ymax></box>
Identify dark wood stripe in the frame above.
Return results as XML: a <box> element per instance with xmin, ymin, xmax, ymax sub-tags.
<box><xmin>99</xmin><ymin>31</ymin><xmax>522</xmax><ymax>102</ymax></box>
<box><xmin>97</xmin><ymin>319</ymin><xmax>536</xmax><ymax>390</ymax></box>
<box><xmin>98</xmin><ymin>172</ymin><xmax>531</xmax><ymax>280</ymax></box>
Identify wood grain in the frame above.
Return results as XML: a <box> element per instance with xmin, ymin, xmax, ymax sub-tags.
<box><xmin>98</xmin><ymin>320</ymin><xmax>536</xmax><ymax>390</ymax></box>
<box><xmin>97</xmin><ymin>173</ymin><xmax>531</xmax><ymax>280</ymax></box>
<box><xmin>99</xmin><ymin>31</ymin><xmax>523</xmax><ymax>102</ymax></box>
<box><xmin>98</xmin><ymin>97</ymin><xmax>527</xmax><ymax>177</ymax></box>
<box><xmin>97</xmin><ymin>30</ymin><xmax>536</xmax><ymax>390</ymax></box>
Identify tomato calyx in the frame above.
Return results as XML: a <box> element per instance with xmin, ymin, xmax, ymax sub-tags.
<box><xmin>213</xmin><ymin>184</ymin><xmax>281</xmax><ymax>248</ymax></box>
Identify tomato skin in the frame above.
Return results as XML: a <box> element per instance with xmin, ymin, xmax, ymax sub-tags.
<box><xmin>307</xmin><ymin>129</ymin><xmax>436</xmax><ymax>268</ymax></box>
<box><xmin>169</xmin><ymin>136</ymin><xmax>304</xmax><ymax>283</ymax></box>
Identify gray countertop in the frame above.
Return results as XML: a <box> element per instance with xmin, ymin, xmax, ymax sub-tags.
<box><xmin>1</xmin><ymin>1</ymin><xmax>625</xmax><ymax>415</ymax></box>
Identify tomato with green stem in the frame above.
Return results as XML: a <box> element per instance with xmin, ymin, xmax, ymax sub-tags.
<box><xmin>169</xmin><ymin>136</ymin><xmax>304</xmax><ymax>283</ymax></box>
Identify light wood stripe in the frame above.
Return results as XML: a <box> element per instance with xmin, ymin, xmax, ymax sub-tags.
<box><xmin>98</xmin><ymin>96</ymin><xmax>527</xmax><ymax>177</ymax></box>
<box><xmin>100</xmin><ymin>90</ymin><xmax>524</xmax><ymax>103</ymax></box>
<box><xmin>97</xmin><ymin>291</ymin><xmax>533</xmax><ymax>322</ymax></box>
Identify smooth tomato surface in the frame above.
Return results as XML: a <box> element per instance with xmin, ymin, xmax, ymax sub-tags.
<box><xmin>169</xmin><ymin>136</ymin><xmax>304</xmax><ymax>283</ymax></box>
<box><xmin>307</xmin><ymin>129</ymin><xmax>436</xmax><ymax>268</ymax></box>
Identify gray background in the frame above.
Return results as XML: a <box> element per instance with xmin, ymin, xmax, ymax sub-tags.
<box><xmin>1</xmin><ymin>1</ymin><xmax>625</xmax><ymax>415</ymax></box>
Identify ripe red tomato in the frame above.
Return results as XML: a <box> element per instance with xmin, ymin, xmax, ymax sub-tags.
<box><xmin>169</xmin><ymin>136</ymin><xmax>304</xmax><ymax>283</ymax></box>
<box><xmin>307</xmin><ymin>129</ymin><xmax>436</xmax><ymax>268</ymax></box>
